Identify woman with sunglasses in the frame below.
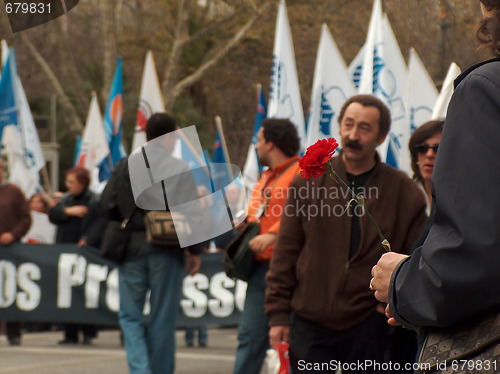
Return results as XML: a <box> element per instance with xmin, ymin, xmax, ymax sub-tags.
<box><xmin>408</xmin><ymin>120</ymin><xmax>444</xmax><ymax>213</ymax></box>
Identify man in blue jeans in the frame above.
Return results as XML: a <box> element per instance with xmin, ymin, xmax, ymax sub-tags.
<box><xmin>102</xmin><ymin>113</ymin><xmax>202</xmax><ymax>374</ymax></box>
<box><xmin>233</xmin><ymin>119</ymin><xmax>301</xmax><ymax>374</ymax></box>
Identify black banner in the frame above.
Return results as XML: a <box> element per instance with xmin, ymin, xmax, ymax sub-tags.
<box><xmin>0</xmin><ymin>244</ymin><xmax>245</xmax><ymax>327</ymax></box>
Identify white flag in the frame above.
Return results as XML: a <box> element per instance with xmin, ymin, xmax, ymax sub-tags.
<box><xmin>268</xmin><ymin>0</ymin><xmax>306</xmax><ymax>150</ymax></box>
<box><xmin>432</xmin><ymin>62</ymin><xmax>461</xmax><ymax>120</ymax></box>
<box><xmin>2</xmin><ymin>126</ymin><xmax>38</xmax><ymax>197</ymax></box>
<box><xmin>306</xmin><ymin>24</ymin><xmax>356</xmax><ymax>148</ymax></box>
<box><xmin>17</xmin><ymin>78</ymin><xmax>46</xmax><ymax>173</ymax></box>
<box><xmin>76</xmin><ymin>93</ymin><xmax>109</xmax><ymax>171</ymax></box>
<box><xmin>354</xmin><ymin>2</ymin><xmax>410</xmax><ymax>173</ymax></box>
<box><xmin>131</xmin><ymin>50</ymin><xmax>165</xmax><ymax>152</ymax></box>
<box><xmin>407</xmin><ymin>48</ymin><xmax>439</xmax><ymax>131</ymax></box>
<box><xmin>348</xmin><ymin>45</ymin><xmax>365</xmax><ymax>91</ymax></box>
<box><xmin>1</xmin><ymin>45</ymin><xmax>44</xmax><ymax>196</ymax></box>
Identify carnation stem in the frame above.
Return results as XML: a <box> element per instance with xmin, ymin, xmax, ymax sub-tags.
<box><xmin>326</xmin><ymin>163</ymin><xmax>391</xmax><ymax>252</ymax></box>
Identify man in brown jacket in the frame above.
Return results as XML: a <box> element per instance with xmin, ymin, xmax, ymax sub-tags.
<box><xmin>265</xmin><ymin>95</ymin><xmax>427</xmax><ymax>373</ymax></box>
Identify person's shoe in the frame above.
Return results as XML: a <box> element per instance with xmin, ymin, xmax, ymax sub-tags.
<box><xmin>8</xmin><ymin>336</ymin><xmax>21</xmax><ymax>346</ymax></box>
<box><xmin>58</xmin><ymin>339</ymin><xmax>78</xmax><ymax>345</ymax></box>
<box><xmin>82</xmin><ymin>337</ymin><xmax>92</xmax><ymax>345</ymax></box>
<box><xmin>199</xmin><ymin>341</ymin><xmax>207</xmax><ymax>347</ymax></box>
<box><xmin>186</xmin><ymin>341</ymin><xmax>194</xmax><ymax>347</ymax></box>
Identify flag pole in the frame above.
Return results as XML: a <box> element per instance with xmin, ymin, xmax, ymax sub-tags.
<box><xmin>214</xmin><ymin>115</ymin><xmax>233</xmax><ymax>181</ymax></box>
<box><xmin>40</xmin><ymin>165</ymin><xmax>52</xmax><ymax>195</ymax></box>
<box><xmin>176</xmin><ymin>128</ymin><xmax>210</xmax><ymax>177</ymax></box>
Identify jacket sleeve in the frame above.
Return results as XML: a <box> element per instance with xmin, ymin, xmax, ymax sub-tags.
<box><xmin>389</xmin><ymin>69</ymin><xmax>500</xmax><ymax>329</ymax></box>
<box><xmin>265</xmin><ymin>180</ymin><xmax>305</xmax><ymax>326</ymax></box>
<box><xmin>11</xmin><ymin>188</ymin><xmax>31</xmax><ymax>240</ymax></box>
<box><xmin>101</xmin><ymin>159</ymin><xmax>126</xmax><ymax>222</ymax></box>
<box><xmin>48</xmin><ymin>195</ymin><xmax>70</xmax><ymax>224</ymax></box>
<box><xmin>82</xmin><ymin>194</ymin><xmax>107</xmax><ymax>247</ymax></box>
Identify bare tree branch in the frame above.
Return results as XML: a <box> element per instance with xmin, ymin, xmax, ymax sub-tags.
<box><xmin>18</xmin><ymin>33</ymin><xmax>84</xmax><ymax>135</ymax></box>
<box><xmin>162</xmin><ymin>0</ymin><xmax>190</xmax><ymax>111</ymax></box>
<box><xmin>167</xmin><ymin>2</ymin><xmax>271</xmax><ymax>108</ymax></box>
<box><xmin>99</xmin><ymin>0</ymin><xmax>118</xmax><ymax>99</ymax></box>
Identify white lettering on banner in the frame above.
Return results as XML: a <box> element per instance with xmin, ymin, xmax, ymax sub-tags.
<box><xmin>235</xmin><ymin>280</ymin><xmax>247</xmax><ymax>312</ymax></box>
<box><xmin>57</xmin><ymin>254</ymin><xmax>118</xmax><ymax>311</ymax></box>
<box><xmin>208</xmin><ymin>273</ymin><xmax>235</xmax><ymax>317</ymax></box>
<box><xmin>106</xmin><ymin>268</ymin><xmax>119</xmax><ymax>312</ymax></box>
<box><xmin>181</xmin><ymin>273</ymin><xmax>209</xmax><ymax>318</ymax></box>
<box><xmin>85</xmin><ymin>264</ymin><xmax>108</xmax><ymax>308</ymax></box>
<box><xmin>57</xmin><ymin>254</ymin><xmax>87</xmax><ymax>308</ymax></box>
<box><xmin>181</xmin><ymin>272</ymin><xmax>248</xmax><ymax>318</ymax></box>
<box><xmin>0</xmin><ymin>261</ymin><xmax>17</xmax><ymax>307</ymax></box>
<box><xmin>17</xmin><ymin>263</ymin><xmax>41</xmax><ymax>311</ymax></box>
<box><xmin>0</xmin><ymin>260</ymin><xmax>41</xmax><ymax>310</ymax></box>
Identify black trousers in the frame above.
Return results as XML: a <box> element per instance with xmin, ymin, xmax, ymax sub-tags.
<box><xmin>289</xmin><ymin>313</ymin><xmax>390</xmax><ymax>374</ymax></box>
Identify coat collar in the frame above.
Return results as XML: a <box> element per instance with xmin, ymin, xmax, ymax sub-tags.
<box><xmin>454</xmin><ymin>57</ymin><xmax>500</xmax><ymax>89</ymax></box>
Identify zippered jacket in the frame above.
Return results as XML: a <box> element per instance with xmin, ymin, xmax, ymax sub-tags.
<box><xmin>265</xmin><ymin>153</ymin><xmax>426</xmax><ymax>330</ymax></box>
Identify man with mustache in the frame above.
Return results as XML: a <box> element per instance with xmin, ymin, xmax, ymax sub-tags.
<box><xmin>265</xmin><ymin>95</ymin><xmax>427</xmax><ymax>373</ymax></box>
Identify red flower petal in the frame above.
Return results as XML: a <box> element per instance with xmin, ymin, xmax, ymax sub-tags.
<box><xmin>299</xmin><ymin>138</ymin><xmax>338</xmax><ymax>178</ymax></box>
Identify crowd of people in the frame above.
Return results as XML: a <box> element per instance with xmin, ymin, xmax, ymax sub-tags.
<box><xmin>2</xmin><ymin>1</ymin><xmax>500</xmax><ymax>373</ymax></box>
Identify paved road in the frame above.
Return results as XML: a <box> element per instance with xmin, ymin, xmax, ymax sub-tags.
<box><xmin>0</xmin><ymin>327</ymin><xmax>239</xmax><ymax>374</ymax></box>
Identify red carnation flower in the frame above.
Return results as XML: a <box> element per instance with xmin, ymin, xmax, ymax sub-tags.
<box><xmin>299</xmin><ymin>138</ymin><xmax>339</xmax><ymax>178</ymax></box>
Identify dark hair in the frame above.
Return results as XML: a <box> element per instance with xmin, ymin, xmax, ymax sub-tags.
<box><xmin>337</xmin><ymin>95</ymin><xmax>391</xmax><ymax>138</ymax></box>
<box><xmin>146</xmin><ymin>113</ymin><xmax>178</xmax><ymax>141</ymax></box>
<box><xmin>66</xmin><ymin>167</ymin><xmax>91</xmax><ymax>188</ymax></box>
<box><xmin>408</xmin><ymin>120</ymin><xmax>444</xmax><ymax>184</ymax></box>
<box><xmin>476</xmin><ymin>1</ymin><xmax>500</xmax><ymax>57</ymax></box>
<box><xmin>261</xmin><ymin>118</ymin><xmax>300</xmax><ymax>157</ymax></box>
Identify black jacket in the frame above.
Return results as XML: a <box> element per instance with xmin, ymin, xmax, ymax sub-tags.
<box><xmin>101</xmin><ymin>157</ymin><xmax>203</xmax><ymax>261</ymax></box>
<box><xmin>389</xmin><ymin>58</ymin><xmax>500</xmax><ymax>329</ymax></box>
<box><xmin>48</xmin><ymin>188</ymin><xmax>105</xmax><ymax>247</ymax></box>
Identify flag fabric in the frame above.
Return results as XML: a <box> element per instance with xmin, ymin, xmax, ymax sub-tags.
<box><xmin>99</xmin><ymin>58</ymin><xmax>126</xmax><ymax>181</ymax></box>
<box><xmin>0</xmin><ymin>47</ymin><xmax>45</xmax><ymax>196</ymax></box>
<box><xmin>407</xmin><ymin>48</ymin><xmax>439</xmax><ymax>132</ymax></box>
<box><xmin>0</xmin><ymin>50</ymin><xmax>18</xmax><ymax>142</ymax></box>
<box><xmin>352</xmin><ymin>0</ymin><xmax>410</xmax><ymax>173</ymax></box>
<box><xmin>74</xmin><ymin>135</ymin><xmax>81</xmax><ymax>166</ymax></box>
<box><xmin>242</xmin><ymin>85</ymin><xmax>266</xmax><ymax>197</ymax></box>
<box><xmin>213</xmin><ymin>130</ymin><xmax>226</xmax><ymax>164</ymax></box>
<box><xmin>268</xmin><ymin>0</ymin><xmax>306</xmax><ymax>150</ymax></box>
<box><xmin>348</xmin><ymin>45</ymin><xmax>365</xmax><ymax>90</ymax></box>
<box><xmin>16</xmin><ymin>74</ymin><xmax>45</xmax><ymax>173</ymax></box>
<box><xmin>432</xmin><ymin>62</ymin><xmax>461</xmax><ymax>120</ymax></box>
<box><xmin>306</xmin><ymin>24</ymin><xmax>356</xmax><ymax>148</ymax></box>
<box><xmin>131</xmin><ymin>50</ymin><xmax>165</xmax><ymax>152</ymax></box>
<box><xmin>76</xmin><ymin>93</ymin><xmax>110</xmax><ymax>171</ymax></box>
<box><xmin>212</xmin><ymin>130</ymin><xmax>232</xmax><ymax>191</ymax></box>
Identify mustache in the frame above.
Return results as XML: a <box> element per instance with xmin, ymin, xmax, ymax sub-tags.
<box><xmin>344</xmin><ymin>140</ymin><xmax>363</xmax><ymax>150</ymax></box>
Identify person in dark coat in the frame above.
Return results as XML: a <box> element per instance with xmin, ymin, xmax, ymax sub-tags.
<box><xmin>101</xmin><ymin>113</ymin><xmax>203</xmax><ymax>374</ymax></box>
<box><xmin>48</xmin><ymin>167</ymin><xmax>105</xmax><ymax>344</ymax></box>
<box><xmin>371</xmin><ymin>1</ymin><xmax>500</xmax><ymax>370</ymax></box>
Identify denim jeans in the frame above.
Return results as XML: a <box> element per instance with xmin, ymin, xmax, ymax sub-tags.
<box><xmin>233</xmin><ymin>263</ymin><xmax>270</xmax><ymax>374</ymax></box>
<box><xmin>119</xmin><ymin>252</ymin><xmax>184</xmax><ymax>374</ymax></box>
<box><xmin>185</xmin><ymin>326</ymin><xmax>208</xmax><ymax>345</ymax></box>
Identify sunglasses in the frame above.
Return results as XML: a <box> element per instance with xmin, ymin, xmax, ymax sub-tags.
<box><xmin>415</xmin><ymin>144</ymin><xmax>439</xmax><ymax>155</ymax></box>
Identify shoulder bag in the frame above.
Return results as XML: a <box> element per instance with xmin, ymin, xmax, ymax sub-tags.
<box><xmin>224</xmin><ymin>221</ymin><xmax>261</xmax><ymax>281</ymax></box>
<box><xmin>418</xmin><ymin>310</ymin><xmax>500</xmax><ymax>373</ymax></box>
<box><xmin>100</xmin><ymin>208</ymin><xmax>137</xmax><ymax>264</ymax></box>
<box><xmin>144</xmin><ymin>210</ymin><xmax>192</xmax><ymax>246</ymax></box>
<box><xmin>224</xmin><ymin>159</ymin><xmax>299</xmax><ymax>281</ymax></box>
